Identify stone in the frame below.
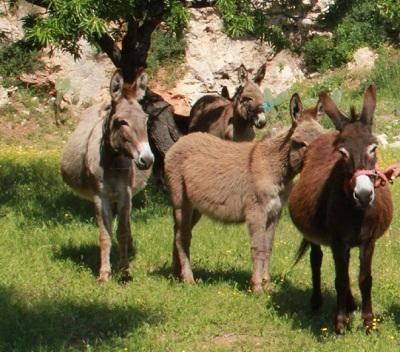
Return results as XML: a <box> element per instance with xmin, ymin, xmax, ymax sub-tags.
<box><xmin>376</xmin><ymin>134</ymin><xmax>388</xmax><ymax>148</ymax></box>
<box><xmin>172</xmin><ymin>8</ymin><xmax>305</xmax><ymax>105</ymax></box>
<box><xmin>44</xmin><ymin>39</ymin><xmax>114</xmax><ymax>106</ymax></box>
<box><xmin>347</xmin><ymin>47</ymin><xmax>377</xmax><ymax>73</ymax></box>
<box><xmin>0</xmin><ymin>86</ymin><xmax>9</xmax><ymax>107</ymax></box>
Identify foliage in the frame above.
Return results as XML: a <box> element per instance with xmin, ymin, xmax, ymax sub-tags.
<box><xmin>377</xmin><ymin>0</ymin><xmax>400</xmax><ymax>33</ymax></box>
<box><xmin>303</xmin><ymin>0</ymin><xmax>394</xmax><ymax>72</ymax></box>
<box><xmin>146</xmin><ymin>29</ymin><xmax>186</xmax><ymax>77</ymax></box>
<box><xmin>302</xmin><ymin>36</ymin><xmax>334</xmax><ymax>73</ymax></box>
<box><xmin>23</xmin><ymin>0</ymin><xmax>188</xmax><ymax>60</ymax></box>
<box><xmin>367</xmin><ymin>47</ymin><xmax>400</xmax><ymax>101</ymax></box>
<box><xmin>216</xmin><ymin>0</ymin><xmax>294</xmax><ymax>49</ymax></box>
<box><xmin>0</xmin><ymin>40</ymin><xmax>44</xmax><ymax>86</ymax></box>
<box><xmin>1</xmin><ymin>146</ymin><xmax>400</xmax><ymax>350</ymax></box>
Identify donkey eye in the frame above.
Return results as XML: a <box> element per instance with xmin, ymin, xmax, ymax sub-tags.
<box><xmin>367</xmin><ymin>143</ymin><xmax>377</xmax><ymax>156</ymax></box>
<box><xmin>338</xmin><ymin>147</ymin><xmax>350</xmax><ymax>159</ymax></box>
<box><xmin>241</xmin><ymin>96</ymin><xmax>253</xmax><ymax>103</ymax></box>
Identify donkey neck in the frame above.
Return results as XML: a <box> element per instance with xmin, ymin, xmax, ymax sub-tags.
<box><xmin>232</xmin><ymin>113</ymin><xmax>255</xmax><ymax>141</ymax></box>
<box><xmin>99</xmin><ymin>109</ymin><xmax>132</xmax><ymax>171</ymax></box>
<box><xmin>257</xmin><ymin>128</ymin><xmax>294</xmax><ymax>183</ymax></box>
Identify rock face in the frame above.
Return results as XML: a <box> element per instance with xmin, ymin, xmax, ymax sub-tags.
<box><xmin>1</xmin><ymin>2</ymin><xmax>332</xmax><ymax>110</ymax></box>
<box><xmin>45</xmin><ymin>40</ymin><xmax>114</xmax><ymax>106</ymax></box>
<box><xmin>347</xmin><ymin>47</ymin><xmax>377</xmax><ymax>73</ymax></box>
<box><xmin>172</xmin><ymin>8</ymin><xmax>306</xmax><ymax>109</ymax></box>
<box><xmin>0</xmin><ymin>86</ymin><xmax>9</xmax><ymax>107</ymax></box>
<box><xmin>0</xmin><ymin>1</ymin><xmax>45</xmax><ymax>42</ymax></box>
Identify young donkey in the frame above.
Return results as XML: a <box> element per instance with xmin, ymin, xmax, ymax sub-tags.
<box><xmin>188</xmin><ymin>64</ymin><xmax>267</xmax><ymax>141</ymax></box>
<box><xmin>61</xmin><ymin>69</ymin><xmax>154</xmax><ymax>282</ymax></box>
<box><xmin>165</xmin><ymin>94</ymin><xmax>325</xmax><ymax>292</ymax></box>
<box><xmin>289</xmin><ymin>86</ymin><xmax>393</xmax><ymax>333</ymax></box>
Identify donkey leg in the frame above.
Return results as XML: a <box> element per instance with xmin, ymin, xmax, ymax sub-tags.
<box><xmin>359</xmin><ymin>240</ymin><xmax>375</xmax><ymax>332</ymax></box>
<box><xmin>345</xmin><ymin>248</ymin><xmax>357</xmax><ymax>313</ymax></box>
<box><xmin>116</xmin><ymin>191</ymin><xmax>133</xmax><ymax>282</ymax></box>
<box><xmin>247</xmin><ymin>211</ymin><xmax>270</xmax><ymax>294</ymax></box>
<box><xmin>94</xmin><ymin>195</ymin><xmax>113</xmax><ymax>282</ymax></box>
<box><xmin>172</xmin><ymin>202</ymin><xmax>195</xmax><ymax>284</ymax></box>
<box><xmin>310</xmin><ymin>244</ymin><xmax>323</xmax><ymax>311</ymax></box>
<box><xmin>191</xmin><ymin>209</ymin><xmax>202</xmax><ymax>229</ymax></box>
<box><xmin>261</xmin><ymin>219</ymin><xmax>278</xmax><ymax>288</ymax></box>
<box><xmin>332</xmin><ymin>243</ymin><xmax>351</xmax><ymax>334</ymax></box>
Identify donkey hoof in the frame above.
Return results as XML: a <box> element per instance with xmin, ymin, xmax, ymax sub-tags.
<box><xmin>334</xmin><ymin>315</ymin><xmax>348</xmax><ymax>335</ymax></box>
<box><xmin>121</xmin><ymin>273</ymin><xmax>133</xmax><ymax>283</ymax></box>
<box><xmin>251</xmin><ymin>283</ymin><xmax>264</xmax><ymax>295</ymax></box>
<box><xmin>363</xmin><ymin>314</ymin><xmax>377</xmax><ymax>334</ymax></box>
<box><xmin>182</xmin><ymin>276</ymin><xmax>195</xmax><ymax>285</ymax></box>
<box><xmin>97</xmin><ymin>271</ymin><xmax>111</xmax><ymax>283</ymax></box>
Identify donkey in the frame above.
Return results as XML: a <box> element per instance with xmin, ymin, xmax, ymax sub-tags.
<box><xmin>188</xmin><ymin>64</ymin><xmax>267</xmax><ymax>141</ymax></box>
<box><xmin>60</xmin><ymin>69</ymin><xmax>154</xmax><ymax>282</ymax></box>
<box><xmin>288</xmin><ymin>86</ymin><xmax>393</xmax><ymax>333</ymax></box>
<box><xmin>165</xmin><ymin>94</ymin><xmax>325</xmax><ymax>293</ymax></box>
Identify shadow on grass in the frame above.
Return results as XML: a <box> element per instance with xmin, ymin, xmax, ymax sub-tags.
<box><xmin>54</xmin><ymin>242</ymin><xmax>137</xmax><ymax>279</ymax></box>
<box><xmin>385</xmin><ymin>304</ymin><xmax>400</xmax><ymax>327</ymax></box>
<box><xmin>0</xmin><ymin>156</ymin><xmax>170</xmax><ymax>226</ymax></box>
<box><xmin>150</xmin><ymin>265</ymin><xmax>251</xmax><ymax>291</ymax></box>
<box><xmin>270</xmin><ymin>278</ymin><xmax>338</xmax><ymax>336</ymax></box>
<box><xmin>0</xmin><ymin>285</ymin><xmax>164</xmax><ymax>351</ymax></box>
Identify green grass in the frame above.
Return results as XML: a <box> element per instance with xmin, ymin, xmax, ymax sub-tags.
<box><xmin>1</xmin><ymin>146</ymin><xmax>400</xmax><ymax>351</ymax></box>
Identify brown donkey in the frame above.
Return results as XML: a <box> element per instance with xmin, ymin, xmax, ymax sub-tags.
<box><xmin>165</xmin><ymin>94</ymin><xmax>325</xmax><ymax>293</ymax></box>
<box><xmin>188</xmin><ymin>64</ymin><xmax>267</xmax><ymax>141</ymax></box>
<box><xmin>288</xmin><ymin>86</ymin><xmax>393</xmax><ymax>333</ymax></box>
<box><xmin>61</xmin><ymin>69</ymin><xmax>154</xmax><ymax>282</ymax></box>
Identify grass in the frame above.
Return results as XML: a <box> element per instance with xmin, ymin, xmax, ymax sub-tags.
<box><xmin>0</xmin><ymin>144</ymin><xmax>400</xmax><ymax>351</ymax></box>
<box><xmin>0</xmin><ymin>87</ymin><xmax>76</xmax><ymax>150</ymax></box>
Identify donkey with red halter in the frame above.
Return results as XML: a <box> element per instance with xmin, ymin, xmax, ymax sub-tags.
<box><xmin>288</xmin><ymin>85</ymin><xmax>393</xmax><ymax>333</ymax></box>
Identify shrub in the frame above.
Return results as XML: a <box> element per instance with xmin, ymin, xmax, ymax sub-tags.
<box><xmin>0</xmin><ymin>40</ymin><xmax>44</xmax><ymax>86</ymax></box>
<box><xmin>146</xmin><ymin>29</ymin><xmax>186</xmax><ymax>78</ymax></box>
<box><xmin>303</xmin><ymin>0</ymin><xmax>393</xmax><ymax>72</ymax></box>
<box><xmin>302</xmin><ymin>35</ymin><xmax>334</xmax><ymax>73</ymax></box>
<box><xmin>366</xmin><ymin>47</ymin><xmax>400</xmax><ymax>101</ymax></box>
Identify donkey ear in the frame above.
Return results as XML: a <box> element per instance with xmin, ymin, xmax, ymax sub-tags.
<box><xmin>319</xmin><ymin>91</ymin><xmax>348</xmax><ymax>131</ymax></box>
<box><xmin>360</xmin><ymin>85</ymin><xmax>376</xmax><ymax>129</ymax></box>
<box><xmin>238</xmin><ymin>64</ymin><xmax>248</xmax><ymax>83</ymax></box>
<box><xmin>133</xmin><ymin>67</ymin><xmax>148</xmax><ymax>101</ymax></box>
<box><xmin>221</xmin><ymin>86</ymin><xmax>230</xmax><ymax>99</ymax></box>
<box><xmin>253</xmin><ymin>63</ymin><xmax>266</xmax><ymax>85</ymax></box>
<box><xmin>110</xmin><ymin>70</ymin><xmax>124</xmax><ymax>101</ymax></box>
<box><xmin>314</xmin><ymin>98</ymin><xmax>324</xmax><ymax>121</ymax></box>
<box><xmin>290</xmin><ymin>93</ymin><xmax>303</xmax><ymax>124</ymax></box>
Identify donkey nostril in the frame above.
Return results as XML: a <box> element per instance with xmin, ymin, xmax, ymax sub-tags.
<box><xmin>354</xmin><ymin>189</ymin><xmax>373</xmax><ymax>206</ymax></box>
<box><xmin>138</xmin><ymin>154</ymin><xmax>154</xmax><ymax>169</ymax></box>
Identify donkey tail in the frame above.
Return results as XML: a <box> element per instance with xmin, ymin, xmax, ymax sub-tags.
<box><xmin>293</xmin><ymin>239</ymin><xmax>310</xmax><ymax>267</ymax></box>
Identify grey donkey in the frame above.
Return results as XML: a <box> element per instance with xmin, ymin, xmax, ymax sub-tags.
<box><xmin>61</xmin><ymin>69</ymin><xmax>154</xmax><ymax>282</ymax></box>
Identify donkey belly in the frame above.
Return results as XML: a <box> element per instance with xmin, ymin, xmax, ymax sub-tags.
<box><xmin>60</xmin><ymin>105</ymin><xmax>104</xmax><ymax>201</ymax></box>
<box><xmin>189</xmin><ymin>191</ymin><xmax>245</xmax><ymax>223</ymax></box>
<box><xmin>289</xmin><ymin>187</ymin><xmax>332</xmax><ymax>246</ymax></box>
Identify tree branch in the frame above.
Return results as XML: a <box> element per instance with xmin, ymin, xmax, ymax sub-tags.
<box><xmin>95</xmin><ymin>33</ymin><xmax>122</xmax><ymax>68</ymax></box>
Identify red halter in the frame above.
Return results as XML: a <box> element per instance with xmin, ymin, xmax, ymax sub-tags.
<box><xmin>344</xmin><ymin>162</ymin><xmax>389</xmax><ymax>196</ymax></box>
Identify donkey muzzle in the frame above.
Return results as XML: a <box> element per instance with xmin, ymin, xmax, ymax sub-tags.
<box><xmin>353</xmin><ymin>175</ymin><xmax>375</xmax><ymax>208</ymax></box>
<box><xmin>254</xmin><ymin>112</ymin><xmax>266</xmax><ymax>129</ymax></box>
<box><xmin>135</xmin><ymin>142</ymin><xmax>154</xmax><ymax>170</ymax></box>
